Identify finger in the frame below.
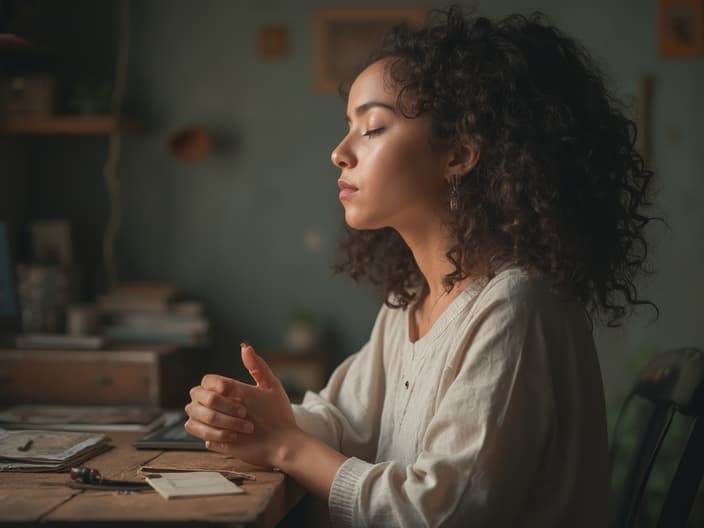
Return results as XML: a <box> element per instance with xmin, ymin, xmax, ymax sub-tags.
<box><xmin>241</xmin><ymin>341</ymin><xmax>279</xmax><ymax>389</ymax></box>
<box><xmin>190</xmin><ymin>387</ymin><xmax>248</xmax><ymax>417</ymax></box>
<box><xmin>190</xmin><ymin>384</ymin><xmax>242</xmax><ymax>404</ymax></box>
<box><xmin>200</xmin><ymin>374</ymin><xmax>250</xmax><ymax>397</ymax></box>
<box><xmin>205</xmin><ymin>440</ymin><xmax>231</xmax><ymax>453</ymax></box>
<box><xmin>185</xmin><ymin>401</ymin><xmax>254</xmax><ymax>434</ymax></box>
<box><xmin>185</xmin><ymin>417</ymin><xmax>240</xmax><ymax>443</ymax></box>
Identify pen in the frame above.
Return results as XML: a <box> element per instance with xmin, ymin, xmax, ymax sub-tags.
<box><xmin>17</xmin><ymin>439</ymin><xmax>33</xmax><ymax>452</ymax></box>
<box><xmin>69</xmin><ymin>467</ymin><xmax>151</xmax><ymax>489</ymax></box>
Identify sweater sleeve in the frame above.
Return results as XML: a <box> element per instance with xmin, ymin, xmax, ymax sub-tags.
<box><xmin>291</xmin><ymin>306</ymin><xmax>388</xmax><ymax>462</ymax></box>
<box><xmin>328</xmin><ymin>282</ymin><xmax>560</xmax><ymax>527</ymax></box>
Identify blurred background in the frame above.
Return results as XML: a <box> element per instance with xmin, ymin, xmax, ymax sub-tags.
<box><xmin>0</xmin><ymin>0</ymin><xmax>702</xmax><ymax>431</ymax></box>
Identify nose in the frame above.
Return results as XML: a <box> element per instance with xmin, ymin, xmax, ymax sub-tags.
<box><xmin>331</xmin><ymin>138</ymin><xmax>356</xmax><ymax>169</ymax></box>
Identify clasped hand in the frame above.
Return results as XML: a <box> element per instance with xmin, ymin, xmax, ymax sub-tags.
<box><xmin>184</xmin><ymin>342</ymin><xmax>299</xmax><ymax>469</ymax></box>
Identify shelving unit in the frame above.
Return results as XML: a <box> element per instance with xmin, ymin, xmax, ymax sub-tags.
<box><xmin>0</xmin><ymin>115</ymin><xmax>137</xmax><ymax>135</ymax></box>
<box><xmin>1</xmin><ymin>34</ymin><xmax>137</xmax><ymax>136</ymax></box>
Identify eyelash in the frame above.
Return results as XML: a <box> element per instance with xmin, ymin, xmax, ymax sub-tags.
<box><xmin>362</xmin><ymin>128</ymin><xmax>384</xmax><ymax>138</ymax></box>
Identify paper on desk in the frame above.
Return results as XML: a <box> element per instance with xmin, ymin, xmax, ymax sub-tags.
<box><xmin>0</xmin><ymin>429</ymin><xmax>110</xmax><ymax>472</ymax></box>
<box><xmin>145</xmin><ymin>471</ymin><xmax>244</xmax><ymax>499</ymax></box>
<box><xmin>139</xmin><ymin>464</ymin><xmax>256</xmax><ymax>480</ymax></box>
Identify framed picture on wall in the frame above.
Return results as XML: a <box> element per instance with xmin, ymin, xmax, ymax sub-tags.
<box><xmin>313</xmin><ymin>6</ymin><xmax>427</xmax><ymax>93</ymax></box>
<box><xmin>658</xmin><ymin>0</ymin><xmax>704</xmax><ymax>58</ymax></box>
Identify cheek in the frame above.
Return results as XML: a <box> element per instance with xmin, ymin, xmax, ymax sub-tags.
<box><xmin>366</xmin><ymin>138</ymin><xmax>444</xmax><ymax>197</ymax></box>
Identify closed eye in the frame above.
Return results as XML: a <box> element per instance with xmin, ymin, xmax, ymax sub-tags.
<box><xmin>362</xmin><ymin>128</ymin><xmax>384</xmax><ymax>138</ymax></box>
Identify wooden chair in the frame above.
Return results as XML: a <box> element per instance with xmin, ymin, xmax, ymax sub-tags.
<box><xmin>609</xmin><ymin>347</ymin><xmax>704</xmax><ymax>527</ymax></box>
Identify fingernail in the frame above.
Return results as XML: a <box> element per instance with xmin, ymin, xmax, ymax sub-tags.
<box><xmin>205</xmin><ymin>440</ymin><xmax>211</xmax><ymax>448</ymax></box>
<box><xmin>237</xmin><ymin>407</ymin><xmax>246</xmax><ymax>418</ymax></box>
<box><xmin>240</xmin><ymin>340</ymin><xmax>250</xmax><ymax>348</ymax></box>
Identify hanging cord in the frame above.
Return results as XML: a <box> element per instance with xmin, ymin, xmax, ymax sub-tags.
<box><xmin>101</xmin><ymin>0</ymin><xmax>130</xmax><ymax>292</ymax></box>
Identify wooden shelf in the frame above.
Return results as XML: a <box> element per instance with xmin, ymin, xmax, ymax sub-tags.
<box><xmin>0</xmin><ymin>115</ymin><xmax>138</xmax><ymax>135</ymax></box>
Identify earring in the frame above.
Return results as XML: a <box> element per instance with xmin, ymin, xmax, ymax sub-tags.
<box><xmin>449</xmin><ymin>174</ymin><xmax>460</xmax><ymax>212</ymax></box>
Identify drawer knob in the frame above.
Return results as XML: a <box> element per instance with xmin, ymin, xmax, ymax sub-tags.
<box><xmin>94</xmin><ymin>375</ymin><xmax>113</xmax><ymax>387</ymax></box>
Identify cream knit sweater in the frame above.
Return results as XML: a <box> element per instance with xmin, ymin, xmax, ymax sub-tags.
<box><xmin>292</xmin><ymin>268</ymin><xmax>612</xmax><ymax>527</ymax></box>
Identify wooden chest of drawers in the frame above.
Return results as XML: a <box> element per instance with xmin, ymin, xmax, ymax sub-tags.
<box><xmin>0</xmin><ymin>345</ymin><xmax>201</xmax><ymax>407</ymax></box>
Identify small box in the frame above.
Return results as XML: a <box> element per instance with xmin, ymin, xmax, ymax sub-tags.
<box><xmin>0</xmin><ymin>75</ymin><xmax>55</xmax><ymax>118</ymax></box>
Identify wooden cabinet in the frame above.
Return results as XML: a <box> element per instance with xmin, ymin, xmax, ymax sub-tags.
<box><xmin>0</xmin><ymin>345</ymin><xmax>201</xmax><ymax>407</ymax></box>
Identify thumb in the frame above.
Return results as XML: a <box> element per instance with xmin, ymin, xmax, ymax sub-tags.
<box><xmin>241</xmin><ymin>342</ymin><xmax>278</xmax><ymax>389</ymax></box>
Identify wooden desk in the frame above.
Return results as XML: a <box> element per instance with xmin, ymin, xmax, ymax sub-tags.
<box><xmin>0</xmin><ymin>431</ymin><xmax>307</xmax><ymax>527</ymax></box>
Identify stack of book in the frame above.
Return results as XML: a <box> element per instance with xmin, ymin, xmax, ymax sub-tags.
<box><xmin>0</xmin><ymin>429</ymin><xmax>110</xmax><ymax>472</ymax></box>
<box><xmin>99</xmin><ymin>283</ymin><xmax>209</xmax><ymax>346</ymax></box>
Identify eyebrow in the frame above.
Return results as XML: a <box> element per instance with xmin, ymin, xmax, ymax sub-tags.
<box><xmin>346</xmin><ymin>101</ymin><xmax>395</xmax><ymax>123</ymax></box>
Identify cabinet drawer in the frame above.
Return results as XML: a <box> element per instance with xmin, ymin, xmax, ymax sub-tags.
<box><xmin>0</xmin><ymin>350</ymin><xmax>159</xmax><ymax>405</ymax></box>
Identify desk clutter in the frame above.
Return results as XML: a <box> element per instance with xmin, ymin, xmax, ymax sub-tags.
<box><xmin>16</xmin><ymin>274</ymin><xmax>210</xmax><ymax>349</ymax></box>
<box><xmin>0</xmin><ymin>429</ymin><xmax>110</xmax><ymax>472</ymax></box>
<box><xmin>0</xmin><ymin>430</ymin><xmax>302</xmax><ymax>524</ymax></box>
<box><xmin>98</xmin><ymin>282</ymin><xmax>210</xmax><ymax>347</ymax></box>
<box><xmin>0</xmin><ymin>405</ymin><xmax>195</xmax><ymax>472</ymax></box>
<box><xmin>68</xmin><ymin>465</ymin><xmax>252</xmax><ymax>497</ymax></box>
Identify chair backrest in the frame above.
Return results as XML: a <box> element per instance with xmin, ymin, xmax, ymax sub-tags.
<box><xmin>610</xmin><ymin>347</ymin><xmax>704</xmax><ymax>528</ymax></box>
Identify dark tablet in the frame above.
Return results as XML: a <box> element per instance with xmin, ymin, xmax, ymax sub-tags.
<box><xmin>133</xmin><ymin>419</ymin><xmax>207</xmax><ymax>450</ymax></box>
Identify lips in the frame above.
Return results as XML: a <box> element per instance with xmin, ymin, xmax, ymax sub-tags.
<box><xmin>338</xmin><ymin>179</ymin><xmax>359</xmax><ymax>200</ymax></box>
<box><xmin>337</xmin><ymin>180</ymin><xmax>358</xmax><ymax>191</ymax></box>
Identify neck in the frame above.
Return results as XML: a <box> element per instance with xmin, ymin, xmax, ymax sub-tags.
<box><xmin>396</xmin><ymin>218</ymin><xmax>464</xmax><ymax>301</ymax></box>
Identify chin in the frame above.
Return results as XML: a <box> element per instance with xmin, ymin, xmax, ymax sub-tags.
<box><xmin>344</xmin><ymin>212</ymin><xmax>385</xmax><ymax>231</ymax></box>
<box><xmin>343</xmin><ymin>208</ymin><xmax>366</xmax><ymax>230</ymax></box>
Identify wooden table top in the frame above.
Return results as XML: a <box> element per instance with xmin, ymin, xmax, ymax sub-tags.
<box><xmin>0</xmin><ymin>431</ymin><xmax>306</xmax><ymax>527</ymax></box>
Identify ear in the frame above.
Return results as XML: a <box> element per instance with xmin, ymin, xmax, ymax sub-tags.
<box><xmin>444</xmin><ymin>141</ymin><xmax>480</xmax><ymax>181</ymax></box>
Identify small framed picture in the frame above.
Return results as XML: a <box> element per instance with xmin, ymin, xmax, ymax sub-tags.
<box><xmin>313</xmin><ymin>6</ymin><xmax>427</xmax><ymax>93</ymax></box>
<box><xmin>258</xmin><ymin>25</ymin><xmax>289</xmax><ymax>60</ymax></box>
<box><xmin>658</xmin><ymin>0</ymin><xmax>704</xmax><ymax>58</ymax></box>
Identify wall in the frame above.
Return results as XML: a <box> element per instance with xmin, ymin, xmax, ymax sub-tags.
<box><xmin>13</xmin><ymin>0</ymin><xmax>704</xmax><ymax>405</ymax></box>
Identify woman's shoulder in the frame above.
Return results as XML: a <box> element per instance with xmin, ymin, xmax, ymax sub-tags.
<box><xmin>476</xmin><ymin>266</ymin><xmax>574</xmax><ymax>311</ymax></box>
<box><xmin>461</xmin><ymin>266</ymin><xmax>589</xmax><ymax>338</ymax></box>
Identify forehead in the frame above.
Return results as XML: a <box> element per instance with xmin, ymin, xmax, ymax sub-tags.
<box><xmin>347</xmin><ymin>59</ymin><xmax>398</xmax><ymax>109</ymax></box>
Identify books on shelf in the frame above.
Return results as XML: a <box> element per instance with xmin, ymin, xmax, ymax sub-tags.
<box><xmin>15</xmin><ymin>333</ymin><xmax>109</xmax><ymax>350</ymax></box>
<box><xmin>98</xmin><ymin>282</ymin><xmax>209</xmax><ymax>346</ymax></box>
<box><xmin>0</xmin><ymin>429</ymin><xmax>110</xmax><ymax>472</ymax></box>
<box><xmin>98</xmin><ymin>282</ymin><xmax>177</xmax><ymax>313</ymax></box>
<box><xmin>0</xmin><ymin>405</ymin><xmax>179</xmax><ymax>433</ymax></box>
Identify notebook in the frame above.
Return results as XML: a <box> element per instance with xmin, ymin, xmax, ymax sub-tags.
<box><xmin>145</xmin><ymin>471</ymin><xmax>244</xmax><ymax>499</ymax></box>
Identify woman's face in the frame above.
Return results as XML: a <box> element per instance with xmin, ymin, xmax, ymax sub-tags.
<box><xmin>331</xmin><ymin>59</ymin><xmax>451</xmax><ymax>232</ymax></box>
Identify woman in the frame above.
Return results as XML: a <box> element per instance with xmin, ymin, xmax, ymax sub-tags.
<box><xmin>185</xmin><ymin>7</ymin><xmax>655</xmax><ymax>527</ymax></box>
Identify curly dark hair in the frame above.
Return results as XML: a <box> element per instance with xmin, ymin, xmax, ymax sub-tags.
<box><xmin>333</xmin><ymin>5</ymin><xmax>658</xmax><ymax>327</ymax></box>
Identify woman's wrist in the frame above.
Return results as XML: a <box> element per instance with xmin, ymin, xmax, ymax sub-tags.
<box><xmin>272</xmin><ymin>427</ymin><xmax>348</xmax><ymax>501</ymax></box>
<box><xmin>273</xmin><ymin>427</ymin><xmax>309</xmax><ymax>471</ymax></box>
